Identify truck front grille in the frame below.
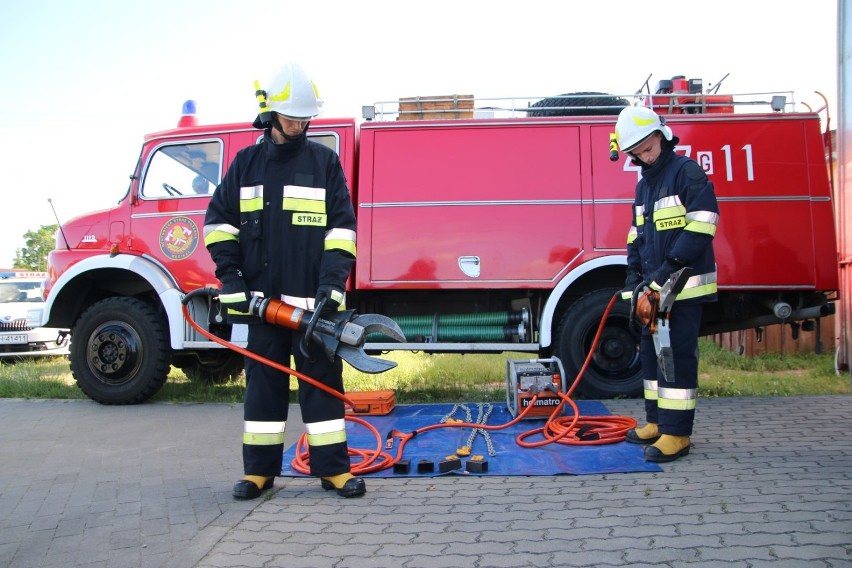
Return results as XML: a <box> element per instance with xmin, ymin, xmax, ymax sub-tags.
<box><xmin>0</xmin><ymin>319</ymin><xmax>30</xmax><ymax>332</ymax></box>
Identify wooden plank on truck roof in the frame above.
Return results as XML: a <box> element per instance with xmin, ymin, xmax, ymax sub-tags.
<box><xmin>398</xmin><ymin>94</ymin><xmax>474</xmax><ymax>120</ymax></box>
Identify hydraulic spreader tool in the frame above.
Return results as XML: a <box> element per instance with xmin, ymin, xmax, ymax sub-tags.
<box><xmin>181</xmin><ymin>288</ymin><xmax>405</xmax><ymax>373</ymax></box>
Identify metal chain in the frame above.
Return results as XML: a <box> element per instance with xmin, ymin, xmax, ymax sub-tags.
<box><xmin>442</xmin><ymin>403</ymin><xmax>496</xmax><ymax>457</ymax></box>
<box><xmin>441</xmin><ymin>403</ymin><xmax>472</xmax><ymax>424</ymax></box>
<box><xmin>471</xmin><ymin>403</ymin><xmax>497</xmax><ymax>457</ymax></box>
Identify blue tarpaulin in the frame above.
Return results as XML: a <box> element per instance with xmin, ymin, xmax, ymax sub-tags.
<box><xmin>282</xmin><ymin>401</ymin><xmax>661</xmax><ymax>477</ymax></box>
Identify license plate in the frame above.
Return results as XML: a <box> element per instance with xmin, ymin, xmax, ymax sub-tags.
<box><xmin>0</xmin><ymin>334</ymin><xmax>27</xmax><ymax>344</ymax></box>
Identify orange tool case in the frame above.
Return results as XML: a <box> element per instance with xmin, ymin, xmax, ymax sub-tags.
<box><xmin>344</xmin><ymin>390</ymin><xmax>396</xmax><ymax>415</ymax></box>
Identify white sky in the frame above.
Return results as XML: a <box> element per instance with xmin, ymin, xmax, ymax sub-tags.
<box><xmin>0</xmin><ymin>0</ymin><xmax>839</xmax><ymax>267</ymax></box>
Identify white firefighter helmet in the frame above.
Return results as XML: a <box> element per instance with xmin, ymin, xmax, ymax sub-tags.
<box><xmin>264</xmin><ymin>62</ymin><xmax>323</xmax><ymax>119</ymax></box>
<box><xmin>615</xmin><ymin>106</ymin><xmax>673</xmax><ymax>152</ymax></box>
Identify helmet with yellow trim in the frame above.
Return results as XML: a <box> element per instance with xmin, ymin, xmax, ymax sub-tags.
<box><xmin>253</xmin><ymin>62</ymin><xmax>323</xmax><ymax>129</ymax></box>
<box><xmin>615</xmin><ymin>106</ymin><xmax>673</xmax><ymax>153</ymax></box>
<box><xmin>265</xmin><ymin>62</ymin><xmax>322</xmax><ymax>119</ymax></box>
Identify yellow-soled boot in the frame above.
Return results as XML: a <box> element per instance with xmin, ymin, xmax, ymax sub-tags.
<box><xmin>625</xmin><ymin>423</ymin><xmax>660</xmax><ymax>445</ymax></box>
<box><xmin>321</xmin><ymin>472</ymin><xmax>366</xmax><ymax>498</ymax></box>
<box><xmin>644</xmin><ymin>434</ymin><xmax>691</xmax><ymax>463</ymax></box>
<box><xmin>232</xmin><ymin>475</ymin><xmax>274</xmax><ymax>500</ymax></box>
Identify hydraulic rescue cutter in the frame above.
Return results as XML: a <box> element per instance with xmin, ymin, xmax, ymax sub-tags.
<box><xmin>632</xmin><ymin>267</ymin><xmax>693</xmax><ymax>382</ymax></box>
<box><xmin>183</xmin><ymin>288</ymin><xmax>405</xmax><ymax>374</ymax></box>
<box><xmin>247</xmin><ymin>296</ymin><xmax>406</xmax><ymax>373</ymax></box>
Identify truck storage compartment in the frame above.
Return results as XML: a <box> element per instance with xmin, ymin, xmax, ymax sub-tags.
<box><xmin>356</xmin><ymin>122</ymin><xmax>584</xmax><ymax>288</ymax></box>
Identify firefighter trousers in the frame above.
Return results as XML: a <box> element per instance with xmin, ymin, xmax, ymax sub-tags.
<box><xmin>640</xmin><ymin>302</ymin><xmax>702</xmax><ymax>436</ymax></box>
<box><xmin>242</xmin><ymin>322</ymin><xmax>351</xmax><ymax>478</ymax></box>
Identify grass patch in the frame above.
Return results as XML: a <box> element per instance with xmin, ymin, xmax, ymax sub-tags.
<box><xmin>1</xmin><ymin>340</ymin><xmax>849</xmax><ymax>403</ymax></box>
<box><xmin>0</xmin><ymin>357</ymin><xmax>88</xmax><ymax>400</ymax></box>
<box><xmin>697</xmin><ymin>341</ymin><xmax>847</xmax><ymax>397</ymax></box>
<box><xmin>341</xmin><ymin>351</ymin><xmax>511</xmax><ymax>403</ymax></box>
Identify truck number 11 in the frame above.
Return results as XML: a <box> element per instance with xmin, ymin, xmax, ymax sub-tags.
<box><xmin>721</xmin><ymin>144</ymin><xmax>755</xmax><ymax>182</ymax></box>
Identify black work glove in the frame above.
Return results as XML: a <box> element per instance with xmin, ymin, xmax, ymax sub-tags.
<box><xmin>219</xmin><ymin>271</ymin><xmax>251</xmax><ymax>314</ymax></box>
<box><xmin>315</xmin><ymin>285</ymin><xmax>344</xmax><ymax>313</ymax></box>
<box><xmin>648</xmin><ymin>260</ymin><xmax>682</xmax><ymax>292</ymax></box>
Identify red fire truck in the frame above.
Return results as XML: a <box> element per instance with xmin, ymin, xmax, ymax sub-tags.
<box><xmin>41</xmin><ymin>77</ymin><xmax>838</xmax><ymax>404</ymax></box>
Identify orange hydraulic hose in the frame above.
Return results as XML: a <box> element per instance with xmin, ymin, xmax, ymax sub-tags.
<box><xmin>182</xmin><ymin>291</ymin><xmax>637</xmax><ymax>476</ymax></box>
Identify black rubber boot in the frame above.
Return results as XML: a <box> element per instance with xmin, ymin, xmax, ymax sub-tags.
<box><xmin>232</xmin><ymin>476</ymin><xmax>274</xmax><ymax>499</ymax></box>
<box><xmin>320</xmin><ymin>476</ymin><xmax>366</xmax><ymax>498</ymax></box>
<box><xmin>644</xmin><ymin>435</ymin><xmax>691</xmax><ymax>463</ymax></box>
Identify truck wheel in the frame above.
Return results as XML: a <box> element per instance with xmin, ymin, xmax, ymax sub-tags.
<box><xmin>174</xmin><ymin>350</ymin><xmax>244</xmax><ymax>384</ymax></box>
<box><xmin>70</xmin><ymin>297</ymin><xmax>171</xmax><ymax>404</ymax></box>
<box><xmin>554</xmin><ymin>288</ymin><xmax>643</xmax><ymax>399</ymax></box>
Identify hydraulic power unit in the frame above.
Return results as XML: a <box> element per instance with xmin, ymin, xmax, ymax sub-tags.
<box><xmin>505</xmin><ymin>357</ymin><xmax>566</xmax><ymax>419</ymax></box>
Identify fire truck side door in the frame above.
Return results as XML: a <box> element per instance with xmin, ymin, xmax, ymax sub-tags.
<box><xmin>131</xmin><ymin>137</ymin><xmax>224</xmax><ymax>291</ymax></box>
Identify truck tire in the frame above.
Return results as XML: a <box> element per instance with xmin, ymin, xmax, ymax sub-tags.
<box><xmin>173</xmin><ymin>350</ymin><xmax>244</xmax><ymax>384</ymax></box>
<box><xmin>554</xmin><ymin>288</ymin><xmax>643</xmax><ymax>399</ymax></box>
<box><xmin>528</xmin><ymin>92</ymin><xmax>629</xmax><ymax>117</ymax></box>
<box><xmin>69</xmin><ymin>297</ymin><xmax>171</xmax><ymax>404</ymax></box>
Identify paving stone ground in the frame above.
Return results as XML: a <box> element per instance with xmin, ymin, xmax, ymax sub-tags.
<box><xmin>1</xmin><ymin>395</ymin><xmax>850</xmax><ymax>568</ymax></box>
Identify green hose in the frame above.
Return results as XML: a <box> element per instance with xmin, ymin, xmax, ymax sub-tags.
<box><xmin>368</xmin><ymin>323</ymin><xmax>524</xmax><ymax>343</ymax></box>
<box><xmin>391</xmin><ymin>310</ymin><xmax>527</xmax><ymax>328</ymax></box>
<box><xmin>366</xmin><ymin>309</ymin><xmax>529</xmax><ymax>343</ymax></box>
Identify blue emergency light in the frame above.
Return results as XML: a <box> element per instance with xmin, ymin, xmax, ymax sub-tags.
<box><xmin>178</xmin><ymin>100</ymin><xmax>199</xmax><ymax>127</ymax></box>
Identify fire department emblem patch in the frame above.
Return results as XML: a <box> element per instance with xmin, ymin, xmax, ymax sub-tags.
<box><xmin>160</xmin><ymin>216</ymin><xmax>199</xmax><ymax>260</ymax></box>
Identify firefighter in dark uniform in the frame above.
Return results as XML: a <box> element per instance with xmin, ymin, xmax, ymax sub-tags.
<box><xmin>203</xmin><ymin>62</ymin><xmax>364</xmax><ymax>499</ymax></box>
<box><xmin>616</xmin><ymin>106</ymin><xmax>719</xmax><ymax>462</ymax></box>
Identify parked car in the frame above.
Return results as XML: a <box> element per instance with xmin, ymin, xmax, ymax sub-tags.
<box><xmin>0</xmin><ymin>272</ymin><xmax>69</xmax><ymax>359</ymax></box>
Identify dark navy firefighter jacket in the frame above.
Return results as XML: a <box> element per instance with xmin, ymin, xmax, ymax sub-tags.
<box><xmin>203</xmin><ymin>129</ymin><xmax>357</xmax><ymax>308</ymax></box>
<box><xmin>624</xmin><ymin>144</ymin><xmax>719</xmax><ymax>304</ymax></box>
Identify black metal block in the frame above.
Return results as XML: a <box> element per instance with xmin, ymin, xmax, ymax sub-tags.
<box><xmin>439</xmin><ymin>456</ymin><xmax>461</xmax><ymax>473</ymax></box>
